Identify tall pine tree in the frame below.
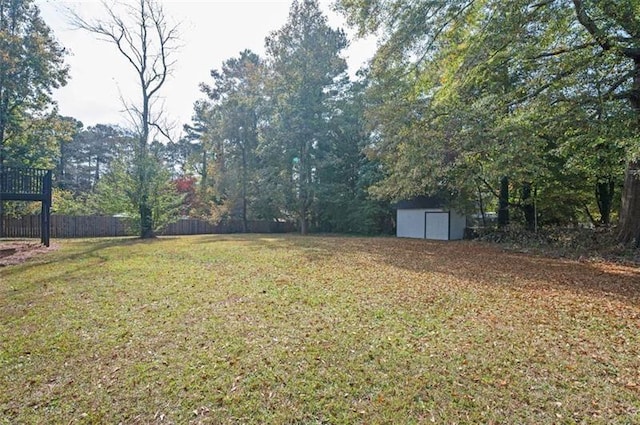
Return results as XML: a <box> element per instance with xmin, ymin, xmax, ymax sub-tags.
<box><xmin>264</xmin><ymin>0</ymin><xmax>348</xmax><ymax>234</ymax></box>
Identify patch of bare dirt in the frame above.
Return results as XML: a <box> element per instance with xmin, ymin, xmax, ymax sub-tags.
<box><xmin>0</xmin><ymin>240</ymin><xmax>59</xmax><ymax>267</ymax></box>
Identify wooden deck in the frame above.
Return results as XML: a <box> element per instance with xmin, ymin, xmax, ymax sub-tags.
<box><xmin>0</xmin><ymin>167</ymin><xmax>52</xmax><ymax>246</ymax></box>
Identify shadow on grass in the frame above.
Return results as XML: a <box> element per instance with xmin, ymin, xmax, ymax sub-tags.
<box><xmin>194</xmin><ymin>233</ymin><xmax>640</xmax><ymax>306</ymax></box>
<box><xmin>4</xmin><ymin>233</ymin><xmax>638</xmax><ymax>306</ymax></box>
<box><xmin>0</xmin><ymin>236</ymin><xmax>178</xmax><ymax>279</ymax></box>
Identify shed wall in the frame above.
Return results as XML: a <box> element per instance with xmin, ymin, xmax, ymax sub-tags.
<box><xmin>396</xmin><ymin>209</ymin><xmax>426</xmax><ymax>238</ymax></box>
<box><xmin>396</xmin><ymin>208</ymin><xmax>467</xmax><ymax>240</ymax></box>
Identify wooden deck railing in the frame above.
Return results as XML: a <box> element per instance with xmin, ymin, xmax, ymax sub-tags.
<box><xmin>0</xmin><ymin>167</ymin><xmax>51</xmax><ymax>199</ymax></box>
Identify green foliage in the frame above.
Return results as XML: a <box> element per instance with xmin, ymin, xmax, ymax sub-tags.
<box><xmin>336</xmin><ymin>0</ymin><xmax>640</xmax><ymax>235</ymax></box>
<box><xmin>2</xmin><ymin>112</ymin><xmax>76</xmax><ymax>169</ymax></box>
<box><xmin>0</xmin><ymin>0</ymin><xmax>68</xmax><ymax>165</ymax></box>
<box><xmin>86</xmin><ymin>159</ymin><xmax>136</xmax><ymax>218</ymax></box>
<box><xmin>197</xmin><ymin>50</ymin><xmax>265</xmax><ymax>228</ymax></box>
<box><xmin>0</xmin><ymin>200</ymin><xmax>38</xmax><ymax>217</ymax></box>
<box><xmin>313</xmin><ymin>81</ymin><xmax>394</xmax><ymax>234</ymax></box>
<box><xmin>51</xmin><ymin>188</ymin><xmax>91</xmax><ymax>215</ymax></box>
<box><xmin>88</xmin><ymin>153</ymin><xmax>183</xmax><ymax>234</ymax></box>
<box><xmin>185</xmin><ymin>1</ymin><xmax>394</xmax><ymax>235</ymax></box>
<box><xmin>263</xmin><ymin>0</ymin><xmax>349</xmax><ymax>233</ymax></box>
<box><xmin>57</xmin><ymin>123</ymin><xmax>133</xmax><ymax>194</ymax></box>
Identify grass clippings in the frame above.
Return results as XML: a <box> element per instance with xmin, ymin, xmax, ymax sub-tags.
<box><xmin>1</xmin><ymin>235</ymin><xmax>639</xmax><ymax>424</ymax></box>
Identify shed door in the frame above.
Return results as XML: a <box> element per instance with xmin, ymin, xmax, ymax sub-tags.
<box><xmin>424</xmin><ymin>211</ymin><xmax>449</xmax><ymax>240</ymax></box>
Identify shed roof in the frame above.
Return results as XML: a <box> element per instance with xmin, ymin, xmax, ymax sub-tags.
<box><xmin>395</xmin><ymin>196</ymin><xmax>444</xmax><ymax>209</ymax></box>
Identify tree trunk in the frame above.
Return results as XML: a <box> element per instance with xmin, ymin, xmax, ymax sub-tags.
<box><xmin>300</xmin><ymin>212</ymin><xmax>308</xmax><ymax>235</ymax></box>
<box><xmin>201</xmin><ymin>149</ymin><xmax>208</xmax><ymax>189</ymax></box>
<box><xmin>476</xmin><ymin>181</ymin><xmax>486</xmax><ymax>227</ymax></box>
<box><xmin>0</xmin><ymin>93</ymin><xmax>5</xmax><ymax>238</ymax></box>
<box><xmin>241</xmin><ymin>141</ymin><xmax>248</xmax><ymax>233</ymax></box>
<box><xmin>595</xmin><ymin>179</ymin><xmax>615</xmax><ymax>226</ymax></box>
<box><xmin>298</xmin><ymin>137</ymin><xmax>312</xmax><ymax>235</ymax></box>
<box><xmin>498</xmin><ymin>176</ymin><xmax>509</xmax><ymax>227</ymax></box>
<box><xmin>138</xmin><ymin>195</ymin><xmax>155</xmax><ymax>238</ymax></box>
<box><xmin>0</xmin><ymin>92</ymin><xmax>8</xmax><ymax>167</ymax></box>
<box><xmin>521</xmin><ymin>182</ymin><xmax>535</xmax><ymax>231</ymax></box>
<box><xmin>242</xmin><ymin>195</ymin><xmax>248</xmax><ymax>233</ymax></box>
<box><xmin>94</xmin><ymin>156</ymin><xmax>100</xmax><ymax>186</ymax></box>
<box><xmin>57</xmin><ymin>142</ymin><xmax>66</xmax><ymax>189</ymax></box>
<box><xmin>618</xmin><ymin>161</ymin><xmax>640</xmax><ymax>247</ymax></box>
<box><xmin>138</xmin><ymin>88</ymin><xmax>154</xmax><ymax>239</ymax></box>
<box><xmin>0</xmin><ymin>101</ymin><xmax>5</xmax><ymax>238</ymax></box>
<box><xmin>618</xmin><ymin>56</ymin><xmax>640</xmax><ymax>246</ymax></box>
<box><xmin>139</xmin><ymin>199</ymin><xmax>155</xmax><ymax>239</ymax></box>
<box><xmin>0</xmin><ymin>4</ymin><xmax>9</xmax><ymax>168</ymax></box>
<box><xmin>72</xmin><ymin>0</ymin><xmax>176</xmax><ymax>240</ymax></box>
<box><xmin>137</xmin><ymin>142</ymin><xmax>154</xmax><ymax>239</ymax></box>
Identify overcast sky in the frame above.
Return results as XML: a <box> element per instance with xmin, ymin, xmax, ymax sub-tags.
<box><xmin>34</xmin><ymin>0</ymin><xmax>376</xmax><ymax>139</ymax></box>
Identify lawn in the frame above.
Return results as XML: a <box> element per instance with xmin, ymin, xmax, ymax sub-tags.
<box><xmin>1</xmin><ymin>234</ymin><xmax>639</xmax><ymax>424</ymax></box>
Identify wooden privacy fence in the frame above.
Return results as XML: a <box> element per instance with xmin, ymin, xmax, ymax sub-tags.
<box><xmin>2</xmin><ymin>215</ymin><xmax>132</xmax><ymax>238</ymax></box>
<box><xmin>1</xmin><ymin>215</ymin><xmax>295</xmax><ymax>239</ymax></box>
<box><xmin>161</xmin><ymin>219</ymin><xmax>294</xmax><ymax>235</ymax></box>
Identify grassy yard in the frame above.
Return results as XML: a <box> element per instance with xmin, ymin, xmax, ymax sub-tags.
<box><xmin>1</xmin><ymin>235</ymin><xmax>639</xmax><ymax>424</ymax></box>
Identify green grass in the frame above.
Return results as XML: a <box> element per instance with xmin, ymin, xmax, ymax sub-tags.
<box><xmin>1</xmin><ymin>234</ymin><xmax>639</xmax><ymax>424</ymax></box>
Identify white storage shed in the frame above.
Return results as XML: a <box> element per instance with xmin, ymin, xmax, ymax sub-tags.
<box><xmin>396</xmin><ymin>197</ymin><xmax>467</xmax><ymax>240</ymax></box>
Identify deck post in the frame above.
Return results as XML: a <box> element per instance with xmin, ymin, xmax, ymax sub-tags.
<box><xmin>41</xmin><ymin>170</ymin><xmax>52</xmax><ymax>246</ymax></box>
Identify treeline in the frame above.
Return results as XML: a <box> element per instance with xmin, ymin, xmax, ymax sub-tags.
<box><xmin>2</xmin><ymin>0</ymin><xmax>640</xmax><ymax>245</ymax></box>
<box><xmin>0</xmin><ymin>0</ymin><xmax>393</xmax><ymax>235</ymax></box>
<box><xmin>161</xmin><ymin>1</ymin><xmax>393</xmax><ymax>235</ymax></box>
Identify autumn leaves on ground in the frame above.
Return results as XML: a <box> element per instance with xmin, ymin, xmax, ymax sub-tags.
<box><xmin>1</xmin><ymin>235</ymin><xmax>638</xmax><ymax>424</ymax></box>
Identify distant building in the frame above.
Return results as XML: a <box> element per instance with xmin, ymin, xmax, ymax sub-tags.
<box><xmin>395</xmin><ymin>196</ymin><xmax>466</xmax><ymax>240</ymax></box>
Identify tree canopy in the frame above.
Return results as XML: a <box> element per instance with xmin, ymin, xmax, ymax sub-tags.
<box><xmin>182</xmin><ymin>0</ymin><xmax>392</xmax><ymax>235</ymax></box>
<box><xmin>337</xmin><ymin>0</ymin><xmax>640</xmax><ymax>243</ymax></box>
<box><xmin>0</xmin><ymin>0</ymin><xmax>68</xmax><ymax>167</ymax></box>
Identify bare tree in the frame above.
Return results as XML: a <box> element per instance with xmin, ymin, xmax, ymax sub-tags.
<box><xmin>70</xmin><ymin>0</ymin><xmax>179</xmax><ymax>238</ymax></box>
